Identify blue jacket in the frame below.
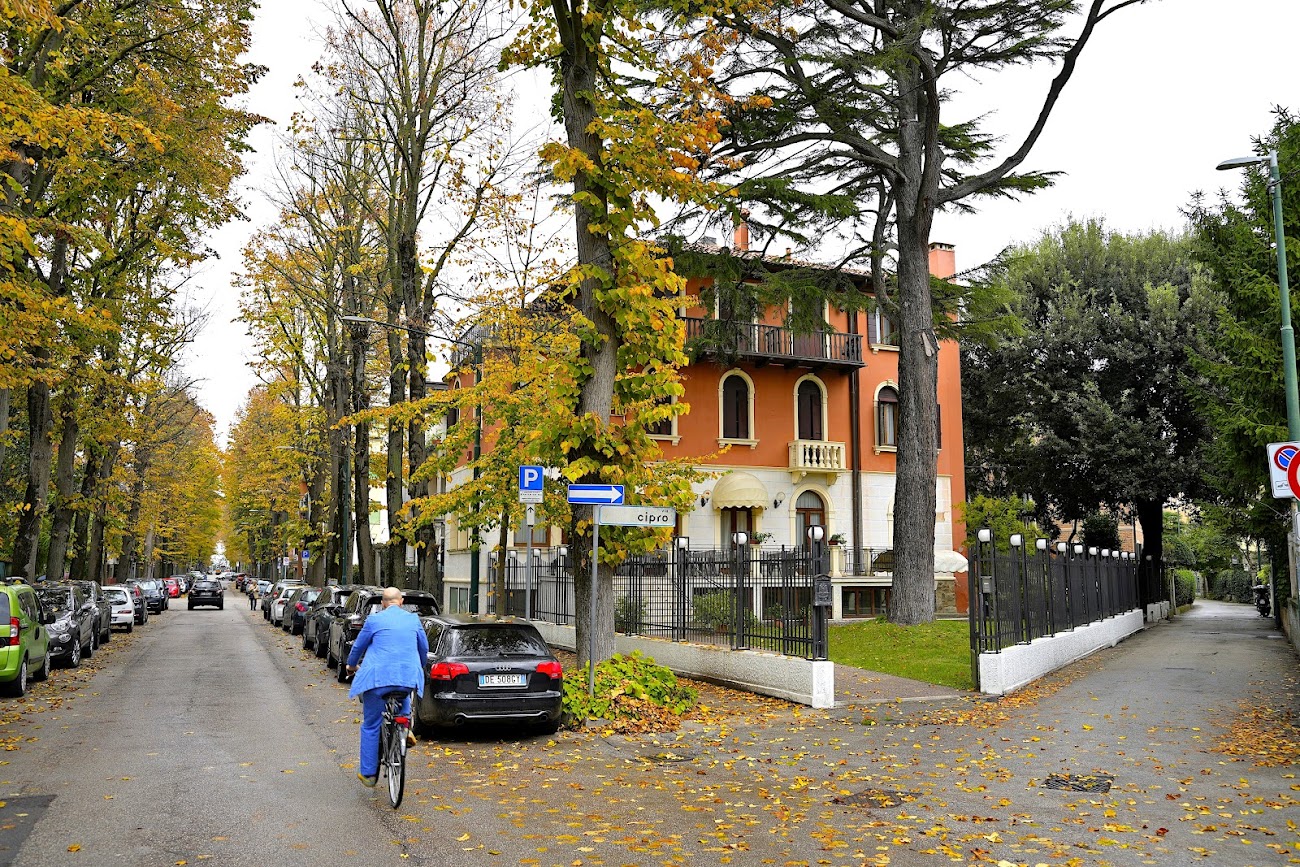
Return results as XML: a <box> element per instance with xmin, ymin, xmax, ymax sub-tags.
<box><xmin>346</xmin><ymin>604</ymin><xmax>430</xmax><ymax>700</ymax></box>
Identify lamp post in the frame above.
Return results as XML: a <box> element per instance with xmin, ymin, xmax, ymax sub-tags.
<box><xmin>1219</xmin><ymin>150</ymin><xmax>1295</xmax><ymax>621</ymax></box>
<box><xmin>1217</xmin><ymin>151</ymin><xmax>1299</xmax><ymax>437</ymax></box>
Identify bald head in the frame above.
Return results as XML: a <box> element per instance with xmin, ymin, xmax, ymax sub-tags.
<box><xmin>382</xmin><ymin>586</ymin><xmax>404</xmax><ymax>606</ymax></box>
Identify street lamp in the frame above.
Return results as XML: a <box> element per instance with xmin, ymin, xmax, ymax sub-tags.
<box><xmin>1217</xmin><ymin>151</ymin><xmax>1299</xmax><ymax>439</ymax></box>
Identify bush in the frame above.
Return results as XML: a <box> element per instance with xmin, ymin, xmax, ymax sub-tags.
<box><xmin>691</xmin><ymin>591</ymin><xmax>733</xmax><ymax>629</ymax></box>
<box><xmin>614</xmin><ymin>596</ymin><xmax>643</xmax><ymax>633</ymax></box>
<box><xmin>561</xmin><ymin>651</ymin><xmax>698</xmax><ymax>732</ymax></box>
<box><xmin>1172</xmin><ymin>568</ymin><xmax>1196</xmax><ymax>607</ymax></box>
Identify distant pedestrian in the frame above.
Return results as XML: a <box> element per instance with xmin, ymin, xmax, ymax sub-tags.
<box><xmin>249</xmin><ymin>586</ymin><xmax>257</xmax><ymax>610</ymax></box>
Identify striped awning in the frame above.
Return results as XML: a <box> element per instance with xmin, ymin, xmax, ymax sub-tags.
<box><xmin>710</xmin><ymin>471</ymin><xmax>768</xmax><ymax>510</ymax></box>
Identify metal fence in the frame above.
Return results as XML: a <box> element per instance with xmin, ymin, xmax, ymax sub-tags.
<box><xmin>492</xmin><ymin>545</ymin><xmax>827</xmax><ymax>658</ymax></box>
<box><xmin>968</xmin><ymin>538</ymin><xmax>1141</xmax><ymax>662</ymax></box>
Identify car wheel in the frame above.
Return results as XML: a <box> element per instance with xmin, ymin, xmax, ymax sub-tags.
<box><xmin>535</xmin><ymin>717</ymin><xmax>562</xmax><ymax>736</ymax></box>
<box><xmin>2</xmin><ymin>659</ymin><xmax>27</xmax><ymax>698</ymax></box>
<box><xmin>188</xmin><ymin>602</ymin><xmax>194</xmax><ymax>610</ymax></box>
<box><xmin>217</xmin><ymin>603</ymin><xmax>223</xmax><ymax>610</ymax></box>
<box><xmin>336</xmin><ymin>660</ymin><xmax>349</xmax><ymax>683</ymax></box>
<box><xmin>90</xmin><ymin>630</ymin><xmax>99</xmax><ymax>653</ymax></box>
<box><xmin>302</xmin><ymin>630</ymin><xmax>313</xmax><ymax>651</ymax></box>
<box><xmin>101</xmin><ymin>625</ymin><xmax>111</xmax><ymax>644</ymax></box>
<box><xmin>325</xmin><ymin>646</ymin><xmax>337</xmax><ymax>669</ymax></box>
<box><xmin>125</xmin><ymin>623</ymin><xmax>133</xmax><ymax>634</ymax></box>
<box><xmin>67</xmin><ymin>639</ymin><xmax>80</xmax><ymax>669</ymax></box>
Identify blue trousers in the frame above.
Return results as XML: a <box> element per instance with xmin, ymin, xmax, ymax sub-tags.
<box><xmin>359</xmin><ymin>688</ymin><xmax>411</xmax><ymax>777</ymax></box>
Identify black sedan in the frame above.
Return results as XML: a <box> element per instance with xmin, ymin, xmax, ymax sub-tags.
<box><xmin>282</xmin><ymin>586</ymin><xmax>320</xmax><ymax>634</ymax></box>
<box><xmin>411</xmin><ymin>615</ymin><xmax>563</xmax><ymax>736</ymax></box>
<box><xmin>303</xmin><ymin>585</ymin><xmax>358</xmax><ymax>654</ymax></box>
<box><xmin>35</xmin><ymin>584</ymin><xmax>98</xmax><ymax>668</ymax></box>
<box><xmin>188</xmin><ymin>578</ymin><xmax>225</xmax><ymax>609</ymax></box>
<box><xmin>135</xmin><ymin>578</ymin><xmax>168</xmax><ymax>613</ymax></box>
<box><xmin>326</xmin><ymin>587</ymin><xmax>440</xmax><ymax>682</ymax></box>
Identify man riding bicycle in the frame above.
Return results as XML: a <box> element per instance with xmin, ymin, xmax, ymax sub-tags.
<box><xmin>346</xmin><ymin>586</ymin><xmax>429</xmax><ymax>787</ymax></box>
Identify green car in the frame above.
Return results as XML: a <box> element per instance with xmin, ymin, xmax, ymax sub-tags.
<box><xmin>0</xmin><ymin>580</ymin><xmax>52</xmax><ymax>697</ymax></box>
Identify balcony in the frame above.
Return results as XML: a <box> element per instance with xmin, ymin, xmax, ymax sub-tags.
<box><xmin>788</xmin><ymin>439</ymin><xmax>846</xmax><ymax>481</ymax></box>
<box><xmin>683</xmin><ymin>317</ymin><xmax>864</xmax><ymax>370</ymax></box>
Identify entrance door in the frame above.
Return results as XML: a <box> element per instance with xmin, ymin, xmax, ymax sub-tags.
<box><xmin>721</xmin><ymin>508</ymin><xmax>754</xmax><ymax>547</ymax></box>
<box><xmin>794</xmin><ymin>490</ymin><xmax>825</xmax><ymax>547</ymax></box>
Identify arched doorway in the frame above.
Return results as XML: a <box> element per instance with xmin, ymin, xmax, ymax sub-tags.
<box><xmin>794</xmin><ymin>490</ymin><xmax>826</xmax><ymax>547</ymax></box>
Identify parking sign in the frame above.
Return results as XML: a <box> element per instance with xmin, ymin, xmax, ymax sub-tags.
<box><xmin>519</xmin><ymin>465</ymin><xmax>544</xmax><ymax>503</ymax></box>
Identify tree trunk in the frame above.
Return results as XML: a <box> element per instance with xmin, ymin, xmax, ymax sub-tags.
<box><xmin>351</xmin><ymin>330</ymin><xmax>376</xmax><ymax>587</ymax></box>
<box><xmin>494</xmin><ymin>516</ymin><xmax>509</xmax><ymax>615</ymax></box>
<box><xmin>115</xmin><ymin>450</ymin><xmax>151</xmax><ymax>583</ymax></box>
<box><xmin>1134</xmin><ymin>497</ymin><xmax>1165</xmax><ymax>607</ymax></box>
<box><xmin>0</xmin><ymin>387</ymin><xmax>9</xmax><ymax>474</ymax></box>
<box><xmin>12</xmin><ymin>376</ymin><xmax>54</xmax><ymax>579</ymax></box>
<box><xmin>384</xmin><ymin>303</ymin><xmax>406</xmax><ymax>585</ymax></box>
<box><xmin>142</xmin><ymin>525</ymin><xmax>156</xmax><ymax>581</ymax></box>
<box><xmin>44</xmin><ymin>397</ymin><xmax>81</xmax><ymax>583</ymax></box>
<box><xmin>76</xmin><ymin>442</ymin><xmax>118</xmax><ymax>583</ymax></box>
<box><xmin>323</xmin><ymin>350</ymin><xmax>346</xmax><ymax>585</ymax></box>
<box><xmin>887</xmin><ymin>54</ymin><xmax>940</xmax><ymax>626</ymax></box>
<box><xmin>560</xmin><ymin>33</ymin><xmax>620</xmax><ymax>670</ymax></box>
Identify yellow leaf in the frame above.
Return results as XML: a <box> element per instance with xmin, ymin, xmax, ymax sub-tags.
<box><xmin>68</xmin><ymin>844</ymin><xmax>81</xmax><ymax>852</ymax></box>
<box><xmin>456</xmin><ymin>833</ymin><xmax>470</xmax><ymax>842</ymax></box>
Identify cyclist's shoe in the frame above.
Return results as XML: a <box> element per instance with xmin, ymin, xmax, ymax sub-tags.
<box><xmin>358</xmin><ymin>772</ymin><xmax>378</xmax><ymax>788</ymax></box>
<box><xmin>406</xmin><ymin>731</ymin><xmax>417</xmax><ymax>748</ymax></box>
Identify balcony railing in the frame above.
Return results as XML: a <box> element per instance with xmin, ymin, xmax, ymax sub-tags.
<box><xmin>683</xmin><ymin>317</ymin><xmax>864</xmax><ymax>369</ymax></box>
<box><xmin>789</xmin><ymin>439</ymin><xmax>846</xmax><ymax>475</ymax></box>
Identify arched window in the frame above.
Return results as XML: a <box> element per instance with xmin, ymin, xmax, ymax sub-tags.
<box><xmin>795</xmin><ymin>490</ymin><xmax>825</xmax><ymax>546</ymax></box>
<box><xmin>877</xmin><ymin>386</ymin><xmax>898</xmax><ymax>447</ymax></box>
<box><xmin>721</xmin><ymin>375</ymin><xmax>750</xmax><ymax>440</ymax></box>
<box><xmin>797</xmin><ymin>379</ymin><xmax>824</xmax><ymax>441</ymax></box>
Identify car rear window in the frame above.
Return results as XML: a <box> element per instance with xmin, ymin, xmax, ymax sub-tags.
<box><xmin>0</xmin><ymin>594</ymin><xmax>9</xmax><ymax>621</ymax></box>
<box><xmin>400</xmin><ymin>599</ymin><xmax>439</xmax><ymax>617</ymax></box>
<box><xmin>105</xmin><ymin>589</ymin><xmax>128</xmax><ymax>604</ymax></box>
<box><xmin>445</xmin><ymin>626</ymin><xmax>549</xmax><ymax>657</ymax></box>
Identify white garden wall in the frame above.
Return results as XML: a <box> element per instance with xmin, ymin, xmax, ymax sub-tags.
<box><xmin>977</xmin><ymin>609</ymin><xmax>1145</xmax><ymax>695</ymax></box>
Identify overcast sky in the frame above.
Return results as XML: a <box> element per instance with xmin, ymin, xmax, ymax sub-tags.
<box><xmin>184</xmin><ymin>0</ymin><xmax>1300</xmax><ymax>444</ymax></box>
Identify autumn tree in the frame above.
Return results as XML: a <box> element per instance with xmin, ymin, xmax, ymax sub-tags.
<box><xmin>691</xmin><ymin>0</ymin><xmax>1148</xmax><ymax>623</ymax></box>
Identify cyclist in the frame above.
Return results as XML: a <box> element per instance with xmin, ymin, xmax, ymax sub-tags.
<box><xmin>346</xmin><ymin>586</ymin><xmax>429</xmax><ymax>787</ymax></box>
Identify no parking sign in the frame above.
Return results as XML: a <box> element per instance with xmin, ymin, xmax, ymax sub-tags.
<box><xmin>1266</xmin><ymin>442</ymin><xmax>1300</xmax><ymax>498</ymax></box>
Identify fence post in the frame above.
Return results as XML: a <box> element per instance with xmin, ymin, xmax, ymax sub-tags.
<box><xmin>674</xmin><ymin>536</ymin><xmax>688</xmax><ymax>642</ymax></box>
<box><xmin>731</xmin><ymin>532</ymin><xmax>747</xmax><ymax>650</ymax></box>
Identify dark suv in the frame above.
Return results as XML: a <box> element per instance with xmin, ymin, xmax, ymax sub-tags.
<box><xmin>70</xmin><ymin>580</ymin><xmax>113</xmax><ymax>647</ymax></box>
<box><xmin>303</xmin><ymin>585</ymin><xmax>360</xmax><ymax>657</ymax></box>
<box><xmin>325</xmin><ymin>587</ymin><xmax>440</xmax><ymax>682</ymax></box>
<box><xmin>188</xmin><ymin>578</ymin><xmax>224</xmax><ymax>610</ymax></box>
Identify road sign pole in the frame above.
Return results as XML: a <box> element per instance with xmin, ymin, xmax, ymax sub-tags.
<box><xmin>525</xmin><ymin>505</ymin><xmax>534</xmax><ymax>620</ymax></box>
<box><xmin>588</xmin><ymin>505</ymin><xmax>600</xmax><ymax>698</ymax></box>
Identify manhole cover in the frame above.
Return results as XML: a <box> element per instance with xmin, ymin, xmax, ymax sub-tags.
<box><xmin>832</xmin><ymin>789</ymin><xmax>919</xmax><ymax>808</ymax></box>
<box><xmin>1042</xmin><ymin>773</ymin><xmax>1113</xmax><ymax>793</ymax></box>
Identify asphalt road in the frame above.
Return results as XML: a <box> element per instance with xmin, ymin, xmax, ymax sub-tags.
<box><xmin>0</xmin><ymin>591</ymin><xmax>440</xmax><ymax>866</ymax></box>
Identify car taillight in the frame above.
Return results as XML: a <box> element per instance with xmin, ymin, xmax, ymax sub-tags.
<box><xmin>536</xmin><ymin>660</ymin><xmax>563</xmax><ymax>679</ymax></box>
<box><xmin>7</xmin><ymin>617</ymin><xmax>18</xmax><ymax>647</ymax></box>
<box><xmin>429</xmin><ymin>661</ymin><xmax>469</xmax><ymax>681</ymax></box>
<box><xmin>295</xmin><ymin>602</ymin><xmax>307</xmax><ymax>612</ymax></box>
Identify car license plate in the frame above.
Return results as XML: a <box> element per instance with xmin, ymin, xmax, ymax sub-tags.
<box><xmin>479</xmin><ymin>673</ymin><xmax>526</xmax><ymax>687</ymax></box>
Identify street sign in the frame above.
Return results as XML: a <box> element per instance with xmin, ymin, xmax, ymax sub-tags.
<box><xmin>567</xmin><ymin>484</ymin><xmax>624</xmax><ymax>505</ymax></box>
<box><xmin>525</xmin><ymin>504</ymin><xmax>536</xmax><ymax>525</ymax></box>
<box><xmin>1267</xmin><ymin>442</ymin><xmax>1300</xmax><ymax>498</ymax></box>
<box><xmin>598</xmin><ymin>504</ymin><xmax>676</xmax><ymax>527</ymax></box>
<box><xmin>301</xmin><ymin>550</ymin><xmax>310</xmax><ymax>562</ymax></box>
<box><xmin>519</xmin><ymin>465</ymin><xmax>544</xmax><ymax>504</ymax></box>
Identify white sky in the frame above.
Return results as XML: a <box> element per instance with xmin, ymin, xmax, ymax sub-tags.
<box><xmin>184</xmin><ymin>0</ymin><xmax>1300</xmax><ymax>444</ymax></box>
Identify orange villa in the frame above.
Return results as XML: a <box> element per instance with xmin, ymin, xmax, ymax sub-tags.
<box><xmin>437</xmin><ymin>229</ymin><xmax>969</xmax><ymax>618</ymax></box>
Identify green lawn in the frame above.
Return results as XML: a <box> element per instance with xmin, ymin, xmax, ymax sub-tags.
<box><xmin>828</xmin><ymin>617</ymin><xmax>973</xmax><ymax>690</ymax></box>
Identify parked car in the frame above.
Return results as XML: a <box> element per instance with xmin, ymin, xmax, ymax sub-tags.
<box><xmin>136</xmin><ymin>578</ymin><xmax>168</xmax><ymax>613</ymax></box>
<box><xmin>260</xmin><ymin>580</ymin><xmax>288</xmax><ymax>619</ymax></box>
<box><xmin>35</xmin><ymin>584</ymin><xmax>97</xmax><ymax>668</ymax></box>
<box><xmin>326</xmin><ymin>587</ymin><xmax>440</xmax><ymax>682</ymax></box>
<box><xmin>411</xmin><ymin>615</ymin><xmax>563</xmax><ymax>736</ymax></box>
<box><xmin>70</xmin><ymin>580</ymin><xmax>113</xmax><ymax>646</ymax></box>
<box><xmin>123</xmin><ymin>582</ymin><xmax>149</xmax><ymax>625</ymax></box>
<box><xmin>303</xmin><ymin>585</ymin><xmax>360</xmax><ymax>657</ymax></box>
<box><xmin>282</xmin><ymin>587</ymin><xmax>320</xmax><ymax>634</ymax></box>
<box><xmin>164</xmin><ymin>577</ymin><xmax>182</xmax><ymax>598</ymax></box>
<box><xmin>269</xmin><ymin>583</ymin><xmax>306</xmax><ymax>627</ymax></box>
<box><xmin>188</xmin><ymin>577</ymin><xmax>225</xmax><ymax>610</ymax></box>
<box><xmin>102</xmin><ymin>586</ymin><xmax>136</xmax><ymax>632</ymax></box>
<box><xmin>0</xmin><ymin>579</ymin><xmax>52</xmax><ymax>697</ymax></box>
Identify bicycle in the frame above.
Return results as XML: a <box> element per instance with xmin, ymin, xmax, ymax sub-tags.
<box><xmin>378</xmin><ymin>690</ymin><xmax>411</xmax><ymax>808</ymax></box>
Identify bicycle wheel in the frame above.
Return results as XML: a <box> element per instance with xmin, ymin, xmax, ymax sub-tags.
<box><xmin>385</xmin><ymin>722</ymin><xmax>406</xmax><ymax>809</ymax></box>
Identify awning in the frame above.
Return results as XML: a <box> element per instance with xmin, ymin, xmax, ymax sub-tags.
<box><xmin>710</xmin><ymin>471</ymin><xmax>768</xmax><ymax>510</ymax></box>
<box><xmin>934</xmin><ymin>550</ymin><xmax>968</xmax><ymax>574</ymax></box>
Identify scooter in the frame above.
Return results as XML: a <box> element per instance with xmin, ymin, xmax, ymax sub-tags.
<box><xmin>1252</xmin><ymin>584</ymin><xmax>1271</xmax><ymax>618</ymax></box>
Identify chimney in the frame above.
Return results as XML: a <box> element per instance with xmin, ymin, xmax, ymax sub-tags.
<box><xmin>928</xmin><ymin>242</ymin><xmax>956</xmax><ymax>280</ymax></box>
<box><xmin>733</xmin><ymin>209</ymin><xmax>750</xmax><ymax>252</ymax></box>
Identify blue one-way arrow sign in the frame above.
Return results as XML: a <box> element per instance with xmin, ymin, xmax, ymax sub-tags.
<box><xmin>567</xmin><ymin>484</ymin><xmax>624</xmax><ymax>505</ymax></box>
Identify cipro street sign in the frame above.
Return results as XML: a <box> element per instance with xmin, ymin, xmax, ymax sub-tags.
<box><xmin>598</xmin><ymin>504</ymin><xmax>676</xmax><ymax>527</ymax></box>
<box><xmin>1266</xmin><ymin>442</ymin><xmax>1300</xmax><ymax>499</ymax></box>
<box><xmin>518</xmin><ymin>465</ymin><xmax>544</xmax><ymax>504</ymax></box>
<box><xmin>566</xmin><ymin>484</ymin><xmax>624</xmax><ymax>505</ymax></box>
